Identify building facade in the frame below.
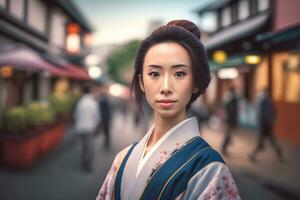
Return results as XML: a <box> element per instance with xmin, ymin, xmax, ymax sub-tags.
<box><xmin>0</xmin><ymin>0</ymin><xmax>92</xmax><ymax>108</ymax></box>
<box><xmin>197</xmin><ymin>0</ymin><xmax>300</xmax><ymax>144</ymax></box>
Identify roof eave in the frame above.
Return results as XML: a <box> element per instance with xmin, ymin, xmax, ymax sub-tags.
<box><xmin>195</xmin><ymin>0</ymin><xmax>233</xmax><ymax>15</ymax></box>
<box><xmin>55</xmin><ymin>0</ymin><xmax>93</xmax><ymax>32</ymax></box>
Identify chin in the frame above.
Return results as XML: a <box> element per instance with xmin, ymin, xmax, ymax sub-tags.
<box><xmin>156</xmin><ymin>109</ymin><xmax>182</xmax><ymax>119</ymax></box>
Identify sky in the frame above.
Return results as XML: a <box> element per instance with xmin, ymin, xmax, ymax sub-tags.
<box><xmin>73</xmin><ymin>0</ymin><xmax>217</xmax><ymax>46</ymax></box>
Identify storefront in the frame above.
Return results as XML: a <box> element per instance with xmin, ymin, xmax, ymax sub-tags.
<box><xmin>257</xmin><ymin>25</ymin><xmax>300</xmax><ymax>144</ymax></box>
<box><xmin>0</xmin><ymin>0</ymin><xmax>92</xmax><ymax>109</ymax></box>
<box><xmin>209</xmin><ymin>53</ymin><xmax>259</xmax><ymax>128</ymax></box>
<box><xmin>196</xmin><ymin>0</ymin><xmax>272</xmax><ymax>128</ymax></box>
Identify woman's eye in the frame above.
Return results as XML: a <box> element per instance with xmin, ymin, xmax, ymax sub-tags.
<box><xmin>148</xmin><ymin>72</ymin><xmax>160</xmax><ymax>78</ymax></box>
<box><xmin>175</xmin><ymin>71</ymin><xmax>186</xmax><ymax>77</ymax></box>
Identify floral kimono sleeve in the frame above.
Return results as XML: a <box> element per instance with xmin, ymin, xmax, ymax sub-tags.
<box><xmin>96</xmin><ymin>146</ymin><xmax>131</xmax><ymax>200</ymax></box>
<box><xmin>179</xmin><ymin>162</ymin><xmax>241</xmax><ymax>200</ymax></box>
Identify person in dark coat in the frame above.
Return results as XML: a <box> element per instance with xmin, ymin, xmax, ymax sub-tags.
<box><xmin>222</xmin><ymin>86</ymin><xmax>238</xmax><ymax>156</ymax></box>
<box><xmin>249</xmin><ymin>89</ymin><xmax>283</xmax><ymax>162</ymax></box>
<box><xmin>98</xmin><ymin>83</ymin><xmax>112</xmax><ymax>149</ymax></box>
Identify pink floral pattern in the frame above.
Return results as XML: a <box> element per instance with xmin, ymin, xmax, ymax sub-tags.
<box><xmin>147</xmin><ymin>142</ymin><xmax>182</xmax><ymax>183</ymax></box>
<box><xmin>200</xmin><ymin>165</ymin><xmax>240</xmax><ymax>200</ymax></box>
<box><xmin>97</xmin><ymin>142</ymin><xmax>240</xmax><ymax>200</ymax></box>
<box><xmin>96</xmin><ymin>146</ymin><xmax>130</xmax><ymax>200</ymax></box>
<box><xmin>159</xmin><ymin>143</ymin><xmax>181</xmax><ymax>165</ymax></box>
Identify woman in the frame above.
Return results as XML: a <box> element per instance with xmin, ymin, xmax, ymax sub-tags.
<box><xmin>97</xmin><ymin>20</ymin><xmax>240</xmax><ymax>200</ymax></box>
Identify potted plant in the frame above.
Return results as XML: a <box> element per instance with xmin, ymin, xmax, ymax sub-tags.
<box><xmin>49</xmin><ymin>94</ymin><xmax>76</xmax><ymax>119</ymax></box>
<box><xmin>0</xmin><ymin>95</ymin><xmax>75</xmax><ymax>169</ymax></box>
<box><xmin>0</xmin><ymin>106</ymin><xmax>38</xmax><ymax>168</ymax></box>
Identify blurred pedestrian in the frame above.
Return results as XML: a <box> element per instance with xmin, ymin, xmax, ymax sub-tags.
<box><xmin>120</xmin><ymin>99</ymin><xmax>128</xmax><ymax>118</ymax></box>
<box><xmin>190</xmin><ymin>97</ymin><xmax>210</xmax><ymax>132</ymax></box>
<box><xmin>222</xmin><ymin>86</ymin><xmax>238</xmax><ymax>156</ymax></box>
<box><xmin>249</xmin><ymin>89</ymin><xmax>283</xmax><ymax>162</ymax></box>
<box><xmin>98</xmin><ymin>83</ymin><xmax>112</xmax><ymax>149</ymax></box>
<box><xmin>132</xmin><ymin>102</ymin><xmax>141</xmax><ymax>127</ymax></box>
<box><xmin>73</xmin><ymin>84</ymin><xmax>100</xmax><ymax>172</ymax></box>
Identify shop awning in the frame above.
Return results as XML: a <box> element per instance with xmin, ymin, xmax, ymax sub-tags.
<box><xmin>0</xmin><ymin>44</ymin><xmax>69</xmax><ymax>77</ymax></box>
<box><xmin>0</xmin><ymin>44</ymin><xmax>46</xmax><ymax>72</ymax></box>
<box><xmin>209</xmin><ymin>55</ymin><xmax>245</xmax><ymax>71</ymax></box>
<box><xmin>204</xmin><ymin>12</ymin><xmax>270</xmax><ymax>50</ymax></box>
<box><xmin>0</xmin><ymin>44</ymin><xmax>91</xmax><ymax>80</ymax></box>
<box><xmin>63</xmin><ymin>64</ymin><xmax>90</xmax><ymax>80</ymax></box>
<box><xmin>42</xmin><ymin>53</ymin><xmax>91</xmax><ymax>80</ymax></box>
<box><xmin>256</xmin><ymin>24</ymin><xmax>300</xmax><ymax>44</ymax></box>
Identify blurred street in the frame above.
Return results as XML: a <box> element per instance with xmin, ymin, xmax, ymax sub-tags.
<box><xmin>1</xmin><ymin>0</ymin><xmax>300</xmax><ymax>199</ymax></box>
<box><xmin>0</xmin><ymin>109</ymin><xmax>143</xmax><ymax>200</ymax></box>
<box><xmin>1</xmin><ymin>108</ymin><xmax>299</xmax><ymax>200</ymax></box>
<box><xmin>202</xmin><ymin>125</ymin><xmax>300</xmax><ymax>200</ymax></box>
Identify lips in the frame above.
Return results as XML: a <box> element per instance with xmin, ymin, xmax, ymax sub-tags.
<box><xmin>156</xmin><ymin>99</ymin><xmax>177</xmax><ymax>108</ymax></box>
<box><xmin>157</xmin><ymin>99</ymin><xmax>176</xmax><ymax>103</ymax></box>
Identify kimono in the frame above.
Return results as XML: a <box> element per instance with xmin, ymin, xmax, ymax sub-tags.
<box><xmin>96</xmin><ymin>117</ymin><xmax>240</xmax><ymax>200</ymax></box>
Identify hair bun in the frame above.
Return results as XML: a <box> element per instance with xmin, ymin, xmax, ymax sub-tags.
<box><xmin>167</xmin><ymin>19</ymin><xmax>201</xmax><ymax>39</ymax></box>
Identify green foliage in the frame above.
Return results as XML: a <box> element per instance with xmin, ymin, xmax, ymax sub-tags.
<box><xmin>3</xmin><ymin>95</ymin><xmax>76</xmax><ymax>134</ymax></box>
<box><xmin>5</xmin><ymin>107</ymin><xmax>27</xmax><ymax>134</ymax></box>
<box><xmin>107</xmin><ymin>40</ymin><xmax>140</xmax><ymax>83</ymax></box>
<box><xmin>48</xmin><ymin>95</ymin><xmax>76</xmax><ymax>116</ymax></box>
<box><xmin>25</xmin><ymin>103</ymin><xmax>55</xmax><ymax>128</ymax></box>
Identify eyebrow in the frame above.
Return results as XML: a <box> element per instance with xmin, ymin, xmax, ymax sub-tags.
<box><xmin>146</xmin><ymin>64</ymin><xmax>189</xmax><ymax>69</ymax></box>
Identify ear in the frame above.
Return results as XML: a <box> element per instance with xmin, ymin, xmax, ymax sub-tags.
<box><xmin>138</xmin><ymin>74</ymin><xmax>145</xmax><ymax>92</ymax></box>
<box><xmin>192</xmin><ymin>87</ymin><xmax>200</xmax><ymax>94</ymax></box>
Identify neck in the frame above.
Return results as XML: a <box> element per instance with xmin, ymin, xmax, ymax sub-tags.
<box><xmin>148</xmin><ymin>111</ymin><xmax>187</xmax><ymax>146</ymax></box>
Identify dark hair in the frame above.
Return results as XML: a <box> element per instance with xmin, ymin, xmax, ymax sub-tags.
<box><xmin>131</xmin><ymin>19</ymin><xmax>210</xmax><ymax>110</ymax></box>
<box><xmin>82</xmin><ymin>85</ymin><xmax>91</xmax><ymax>94</ymax></box>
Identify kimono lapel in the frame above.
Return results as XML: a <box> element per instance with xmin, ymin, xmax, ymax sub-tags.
<box><xmin>121</xmin><ymin>117</ymin><xmax>200</xmax><ymax>200</ymax></box>
<box><xmin>120</xmin><ymin>126</ymin><xmax>154</xmax><ymax>200</ymax></box>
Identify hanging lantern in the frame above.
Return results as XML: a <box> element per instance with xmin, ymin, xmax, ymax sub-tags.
<box><xmin>213</xmin><ymin>50</ymin><xmax>227</xmax><ymax>64</ymax></box>
<box><xmin>66</xmin><ymin>23</ymin><xmax>81</xmax><ymax>54</ymax></box>
<box><xmin>0</xmin><ymin>66</ymin><xmax>13</xmax><ymax>78</ymax></box>
<box><xmin>245</xmin><ymin>55</ymin><xmax>262</xmax><ymax>65</ymax></box>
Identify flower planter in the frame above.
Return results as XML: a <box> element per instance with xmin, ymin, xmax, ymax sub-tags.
<box><xmin>40</xmin><ymin>122</ymin><xmax>66</xmax><ymax>154</ymax></box>
<box><xmin>1</xmin><ymin>133</ymin><xmax>41</xmax><ymax>168</ymax></box>
<box><xmin>0</xmin><ymin>121</ymin><xmax>66</xmax><ymax>169</ymax></box>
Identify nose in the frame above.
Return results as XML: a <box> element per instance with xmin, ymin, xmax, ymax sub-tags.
<box><xmin>160</xmin><ymin>75</ymin><xmax>173</xmax><ymax>95</ymax></box>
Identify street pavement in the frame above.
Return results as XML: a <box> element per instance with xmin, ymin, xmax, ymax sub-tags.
<box><xmin>0</xmin><ymin>109</ymin><xmax>299</xmax><ymax>200</ymax></box>
<box><xmin>0</xmin><ymin>110</ymin><xmax>142</xmax><ymax>200</ymax></box>
<box><xmin>201</xmin><ymin>125</ymin><xmax>300</xmax><ymax>200</ymax></box>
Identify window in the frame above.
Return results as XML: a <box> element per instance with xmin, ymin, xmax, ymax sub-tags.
<box><xmin>9</xmin><ymin>0</ymin><xmax>25</xmax><ymax>20</ymax></box>
<box><xmin>50</xmin><ymin>9</ymin><xmax>67</xmax><ymax>48</ymax></box>
<box><xmin>255</xmin><ymin>57</ymin><xmax>269</xmax><ymax>94</ymax></box>
<box><xmin>285</xmin><ymin>71</ymin><xmax>300</xmax><ymax>103</ymax></box>
<box><xmin>27</xmin><ymin>0</ymin><xmax>47</xmax><ymax>33</ymax></box>
<box><xmin>284</xmin><ymin>54</ymin><xmax>300</xmax><ymax>103</ymax></box>
<box><xmin>238</xmin><ymin>0</ymin><xmax>250</xmax><ymax>20</ymax></box>
<box><xmin>0</xmin><ymin>0</ymin><xmax>6</xmax><ymax>8</ymax></box>
<box><xmin>221</xmin><ymin>7</ymin><xmax>231</xmax><ymax>27</ymax></box>
<box><xmin>258</xmin><ymin>0</ymin><xmax>269</xmax><ymax>12</ymax></box>
<box><xmin>273</xmin><ymin>52</ymin><xmax>300</xmax><ymax>103</ymax></box>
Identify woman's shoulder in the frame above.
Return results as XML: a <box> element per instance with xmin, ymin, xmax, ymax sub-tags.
<box><xmin>113</xmin><ymin>145</ymin><xmax>133</xmax><ymax>165</ymax></box>
<box><xmin>96</xmin><ymin>144</ymin><xmax>136</xmax><ymax>200</ymax></box>
<box><xmin>113</xmin><ymin>142</ymin><xmax>139</xmax><ymax>166</ymax></box>
<box><xmin>185</xmin><ymin>161</ymin><xmax>240</xmax><ymax>200</ymax></box>
<box><xmin>193</xmin><ymin>137</ymin><xmax>225</xmax><ymax>164</ymax></box>
<box><xmin>202</xmin><ymin>146</ymin><xmax>224</xmax><ymax>163</ymax></box>
<box><xmin>104</xmin><ymin>144</ymin><xmax>134</xmax><ymax>181</ymax></box>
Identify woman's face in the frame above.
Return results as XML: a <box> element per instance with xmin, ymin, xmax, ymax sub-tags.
<box><xmin>140</xmin><ymin>42</ymin><xmax>198</xmax><ymax>119</ymax></box>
